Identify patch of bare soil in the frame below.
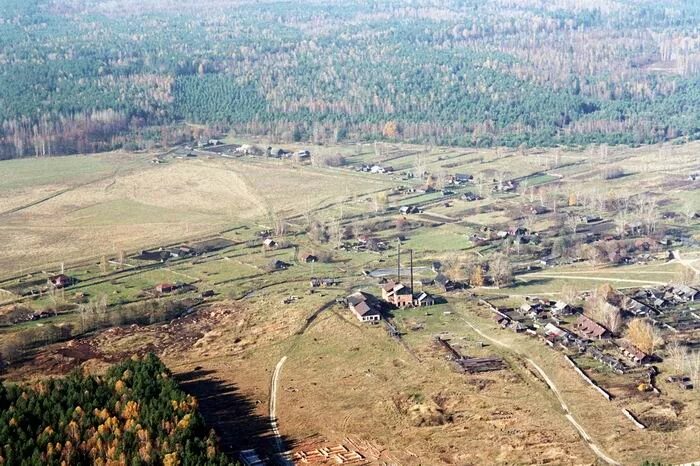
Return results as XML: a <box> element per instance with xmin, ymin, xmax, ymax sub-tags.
<box><xmin>2</xmin><ymin>302</ymin><xmax>249</xmax><ymax>381</ymax></box>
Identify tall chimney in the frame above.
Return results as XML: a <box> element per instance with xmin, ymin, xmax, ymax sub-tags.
<box><xmin>397</xmin><ymin>241</ymin><xmax>401</xmax><ymax>283</ymax></box>
<box><xmin>410</xmin><ymin>249</ymin><xmax>414</xmax><ymax>300</ymax></box>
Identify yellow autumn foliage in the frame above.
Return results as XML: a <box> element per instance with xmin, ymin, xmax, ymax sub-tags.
<box><xmin>176</xmin><ymin>414</ymin><xmax>191</xmax><ymax>430</ymax></box>
<box><xmin>114</xmin><ymin>380</ymin><xmax>126</xmax><ymax>394</ymax></box>
<box><xmin>121</xmin><ymin>400</ymin><xmax>139</xmax><ymax>420</ymax></box>
<box><xmin>163</xmin><ymin>452</ymin><xmax>180</xmax><ymax>466</ymax></box>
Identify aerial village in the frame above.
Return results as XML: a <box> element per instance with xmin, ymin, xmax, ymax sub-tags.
<box><xmin>1</xmin><ymin>139</ymin><xmax>699</xmax><ymax>464</ymax></box>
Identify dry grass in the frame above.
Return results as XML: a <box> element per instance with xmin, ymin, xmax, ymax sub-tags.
<box><xmin>0</xmin><ymin>153</ymin><xmax>391</xmax><ymax>275</ymax></box>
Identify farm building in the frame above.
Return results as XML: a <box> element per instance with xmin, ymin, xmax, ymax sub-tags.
<box><xmin>399</xmin><ymin>205</ymin><xmax>422</xmax><ymax>215</ymax></box>
<box><xmin>346</xmin><ymin>291</ymin><xmax>381</xmax><ymax>322</ymax></box>
<box><xmin>671</xmin><ymin>285</ymin><xmax>698</xmax><ymax>302</ymax></box>
<box><xmin>414</xmin><ymin>292</ymin><xmax>435</xmax><ymax>307</ymax></box>
<box><xmin>310</xmin><ymin>278</ymin><xmax>337</xmax><ymax>288</ymax></box>
<box><xmin>453</xmin><ymin>173</ymin><xmax>472</xmax><ymax>184</ymax></box>
<box><xmin>460</xmin><ymin>192</ymin><xmax>481</xmax><ymax>201</ymax></box>
<box><xmin>381</xmin><ymin>280</ymin><xmax>435</xmax><ymax>308</ymax></box>
<box><xmin>435</xmin><ymin>273</ymin><xmax>459</xmax><ymax>292</ymax></box>
<box><xmin>381</xmin><ymin>281</ymin><xmax>413</xmax><ymax>307</ymax></box>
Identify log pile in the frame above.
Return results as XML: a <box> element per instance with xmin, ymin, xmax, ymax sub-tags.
<box><xmin>435</xmin><ymin>337</ymin><xmax>505</xmax><ymax>373</ymax></box>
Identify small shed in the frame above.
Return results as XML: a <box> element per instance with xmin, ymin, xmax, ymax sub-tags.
<box><xmin>48</xmin><ymin>274</ymin><xmax>73</xmax><ymax>289</ymax></box>
<box><xmin>156</xmin><ymin>283</ymin><xmax>176</xmax><ymax>294</ymax></box>
<box><xmin>300</xmin><ymin>253</ymin><xmax>318</xmax><ymax>263</ymax></box>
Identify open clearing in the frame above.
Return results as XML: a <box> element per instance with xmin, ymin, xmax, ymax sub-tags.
<box><xmin>0</xmin><ymin>151</ymin><xmax>391</xmax><ymax>274</ymax></box>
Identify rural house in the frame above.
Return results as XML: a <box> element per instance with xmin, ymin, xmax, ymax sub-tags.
<box><xmin>552</xmin><ymin>301</ymin><xmax>573</xmax><ymax>315</ymax></box>
<box><xmin>347</xmin><ymin>291</ymin><xmax>381</xmax><ymax>322</ymax></box>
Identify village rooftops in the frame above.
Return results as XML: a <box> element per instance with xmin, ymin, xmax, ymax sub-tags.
<box><xmin>672</xmin><ymin>284</ymin><xmax>699</xmax><ymax>301</ymax></box>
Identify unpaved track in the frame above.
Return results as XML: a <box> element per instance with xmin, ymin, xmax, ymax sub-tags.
<box><xmin>460</xmin><ymin>317</ymin><xmax>621</xmax><ymax>466</ymax></box>
<box><xmin>269</xmin><ymin>355</ymin><xmax>292</xmax><ymax>465</ymax></box>
<box><xmin>520</xmin><ymin>273</ymin><xmax>666</xmax><ymax>286</ymax></box>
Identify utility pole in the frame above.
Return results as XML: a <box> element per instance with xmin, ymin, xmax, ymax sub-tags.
<box><xmin>410</xmin><ymin>249</ymin><xmax>414</xmax><ymax>295</ymax></box>
<box><xmin>397</xmin><ymin>241</ymin><xmax>401</xmax><ymax>283</ymax></box>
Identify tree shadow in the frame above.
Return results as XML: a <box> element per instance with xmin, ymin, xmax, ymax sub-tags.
<box><xmin>175</xmin><ymin>369</ymin><xmax>297</xmax><ymax>461</ymax></box>
<box><xmin>511</xmin><ymin>277</ymin><xmax>552</xmax><ymax>289</ymax></box>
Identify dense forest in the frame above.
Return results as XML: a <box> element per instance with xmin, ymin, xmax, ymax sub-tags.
<box><xmin>0</xmin><ymin>354</ymin><xmax>232</xmax><ymax>465</ymax></box>
<box><xmin>2</xmin><ymin>0</ymin><xmax>700</xmax><ymax>158</ymax></box>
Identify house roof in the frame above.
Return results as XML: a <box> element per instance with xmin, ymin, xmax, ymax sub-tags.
<box><xmin>50</xmin><ymin>274</ymin><xmax>71</xmax><ymax>282</ymax></box>
<box><xmin>393</xmin><ymin>283</ymin><xmax>408</xmax><ymax>294</ymax></box>
<box><xmin>416</xmin><ymin>292</ymin><xmax>432</xmax><ymax>301</ymax></box>
<box><xmin>618</xmin><ymin>339</ymin><xmax>649</xmax><ymax>361</ymax></box>
<box><xmin>347</xmin><ymin>291</ymin><xmax>367</xmax><ymax>306</ymax></box>
<box><xmin>544</xmin><ymin>323</ymin><xmax>568</xmax><ymax>338</ymax></box>
<box><xmin>577</xmin><ymin>315</ymin><xmax>608</xmax><ymax>338</ymax></box>
<box><xmin>381</xmin><ymin>281</ymin><xmax>396</xmax><ymax>292</ymax></box>
<box><xmin>352</xmin><ymin>301</ymin><xmax>372</xmax><ymax>315</ymax></box>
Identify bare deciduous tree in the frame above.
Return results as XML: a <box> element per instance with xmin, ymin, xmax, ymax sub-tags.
<box><xmin>687</xmin><ymin>351</ymin><xmax>700</xmax><ymax>391</ymax></box>
<box><xmin>433</xmin><ymin>170</ymin><xmax>448</xmax><ymax>190</ymax></box>
<box><xmin>490</xmin><ymin>253</ymin><xmax>513</xmax><ymax>288</ymax></box>
<box><xmin>666</xmin><ymin>341</ymin><xmax>688</xmax><ymax>374</ymax></box>
<box><xmin>614</xmin><ymin>211</ymin><xmax>628</xmax><ymax>236</ymax></box>
<box><xmin>561</xmin><ymin>283</ymin><xmax>580</xmax><ymax>304</ymax></box>
<box><xmin>372</xmin><ymin>192</ymin><xmax>388</xmax><ymax>213</ymax></box>
<box><xmin>565</xmin><ymin>213</ymin><xmax>579</xmax><ymax>234</ymax></box>
<box><xmin>273</xmin><ymin>215</ymin><xmax>288</xmax><ymax>237</ymax></box>
<box><xmin>413</xmin><ymin>153</ymin><xmax>426</xmax><ymax>180</ymax></box>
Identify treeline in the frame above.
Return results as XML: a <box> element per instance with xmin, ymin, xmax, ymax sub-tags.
<box><xmin>0</xmin><ymin>353</ymin><xmax>232</xmax><ymax>465</ymax></box>
<box><xmin>2</xmin><ymin>0</ymin><xmax>700</xmax><ymax>158</ymax></box>
<box><xmin>0</xmin><ymin>299</ymin><xmax>193</xmax><ymax>366</ymax></box>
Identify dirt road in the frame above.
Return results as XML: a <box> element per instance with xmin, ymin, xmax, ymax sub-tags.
<box><xmin>269</xmin><ymin>355</ymin><xmax>293</xmax><ymax>465</ymax></box>
<box><xmin>520</xmin><ymin>273</ymin><xmax>666</xmax><ymax>286</ymax></box>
